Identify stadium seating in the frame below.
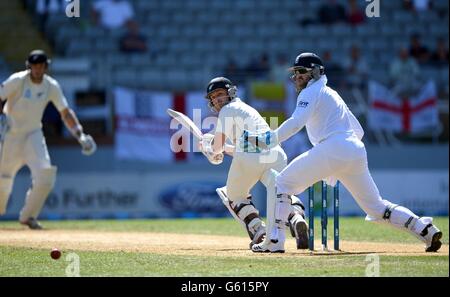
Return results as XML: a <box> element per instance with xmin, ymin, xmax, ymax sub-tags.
<box><xmin>2</xmin><ymin>0</ymin><xmax>448</xmax><ymax>99</ymax></box>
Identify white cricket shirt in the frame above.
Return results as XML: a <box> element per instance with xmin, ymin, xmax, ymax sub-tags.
<box><xmin>276</xmin><ymin>75</ymin><xmax>364</xmax><ymax>146</ymax></box>
<box><xmin>214</xmin><ymin>98</ymin><xmax>270</xmax><ymax>146</ymax></box>
<box><xmin>0</xmin><ymin>70</ymin><xmax>69</xmax><ymax>134</ymax></box>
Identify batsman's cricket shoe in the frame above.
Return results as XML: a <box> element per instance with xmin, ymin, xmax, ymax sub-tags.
<box><xmin>289</xmin><ymin>214</ymin><xmax>309</xmax><ymax>250</ymax></box>
<box><xmin>20</xmin><ymin>217</ymin><xmax>43</xmax><ymax>230</ymax></box>
<box><xmin>420</xmin><ymin>220</ymin><xmax>443</xmax><ymax>252</ymax></box>
<box><xmin>251</xmin><ymin>231</ymin><xmax>286</xmax><ymax>253</ymax></box>
<box><xmin>249</xmin><ymin>226</ymin><xmax>266</xmax><ymax>249</ymax></box>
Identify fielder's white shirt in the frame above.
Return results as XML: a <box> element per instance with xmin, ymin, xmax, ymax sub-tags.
<box><xmin>215</xmin><ymin>98</ymin><xmax>270</xmax><ymax>146</ymax></box>
<box><xmin>276</xmin><ymin>75</ymin><xmax>364</xmax><ymax>146</ymax></box>
<box><xmin>0</xmin><ymin>70</ymin><xmax>68</xmax><ymax>134</ymax></box>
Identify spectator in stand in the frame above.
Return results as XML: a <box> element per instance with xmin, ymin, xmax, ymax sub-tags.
<box><xmin>34</xmin><ymin>0</ymin><xmax>65</xmax><ymax>31</ymax></box>
<box><xmin>402</xmin><ymin>0</ymin><xmax>414</xmax><ymax>11</ymax></box>
<box><xmin>418</xmin><ymin>0</ymin><xmax>432</xmax><ymax>11</ymax></box>
<box><xmin>91</xmin><ymin>0</ymin><xmax>134</xmax><ymax>30</ymax></box>
<box><xmin>36</xmin><ymin>0</ymin><xmax>64</xmax><ymax>15</ymax></box>
<box><xmin>119</xmin><ymin>21</ymin><xmax>148</xmax><ymax>53</ymax></box>
<box><xmin>317</xmin><ymin>0</ymin><xmax>347</xmax><ymax>25</ymax></box>
<box><xmin>347</xmin><ymin>0</ymin><xmax>365</xmax><ymax>26</ymax></box>
<box><xmin>223</xmin><ymin>58</ymin><xmax>245</xmax><ymax>85</ymax></box>
<box><xmin>390</xmin><ymin>47</ymin><xmax>421</xmax><ymax>97</ymax></box>
<box><xmin>321</xmin><ymin>50</ymin><xmax>344</xmax><ymax>89</ymax></box>
<box><xmin>413</xmin><ymin>0</ymin><xmax>433</xmax><ymax>12</ymax></box>
<box><xmin>270</xmin><ymin>54</ymin><xmax>290</xmax><ymax>83</ymax></box>
<box><xmin>430</xmin><ymin>38</ymin><xmax>449</xmax><ymax>66</ymax></box>
<box><xmin>245</xmin><ymin>53</ymin><xmax>271</xmax><ymax>80</ymax></box>
<box><xmin>343</xmin><ymin>45</ymin><xmax>368</xmax><ymax>89</ymax></box>
<box><xmin>403</xmin><ymin>0</ymin><xmax>433</xmax><ymax>12</ymax></box>
<box><xmin>409</xmin><ymin>33</ymin><xmax>430</xmax><ymax>64</ymax></box>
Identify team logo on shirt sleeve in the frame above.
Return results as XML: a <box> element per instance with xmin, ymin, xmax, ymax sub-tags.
<box><xmin>297</xmin><ymin>100</ymin><xmax>309</xmax><ymax>108</ymax></box>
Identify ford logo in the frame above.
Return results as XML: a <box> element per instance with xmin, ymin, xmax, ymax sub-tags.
<box><xmin>159</xmin><ymin>182</ymin><xmax>226</xmax><ymax>214</ymax></box>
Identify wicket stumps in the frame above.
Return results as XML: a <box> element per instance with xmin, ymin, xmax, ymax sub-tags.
<box><xmin>307</xmin><ymin>181</ymin><xmax>340</xmax><ymax>251</ymax></box>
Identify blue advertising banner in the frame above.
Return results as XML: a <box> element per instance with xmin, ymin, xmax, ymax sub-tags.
<box><xmin>3</xmin><ymin>169</ymin><xmax>448</xmax><ymax>220</ymax></box>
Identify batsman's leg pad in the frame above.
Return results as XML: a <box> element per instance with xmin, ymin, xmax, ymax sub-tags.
<box><xmin>261</xmin><ymin>169</ymin><xmax>289</xmax><ymax>247</ymax></box>
<box><xmin>261</xmin><ymin>169</ymin><xmax>279</xmax><ymax>242</ymax></box>
<box><xmin>19</xmin><ymin>166</ymin><xmax>57</xmax><ymax>222</ymax></box>
<box><xmin>290</xmin><ymin>195</ymin><xmax>305</xmax><ymax>218</ymax></box>
<box><xmin>0</xmin><ymin>175</ymin><xmax>14</xmax><ymax>215</ymax></box>
<box><xmin>289</xmin><ymin>213</ymin><xmax>309</xmax><ymax>249</ymax></box>
<box><xmin>275</xmin><ymin>193</ymin><xmax>292</xmax><ymax>230</ymax></box>
<box><xmin>288</xmin><ymin>195</ymin><xmax>306</xmax><ymax>237</ymax></box>
<box><xmin>229</xmin><ymin>198</ymin><xmax>265</xmax><ymax>240</ymax></box>
<box><xmin>290</xmin><ymin>195</ymin><xmax>304</xmax><ymax>209</ymax></box>
<box><xmin>216</xmin><ymin>186</ymin><xmax>265</xmax><ymax>241</ymax></box>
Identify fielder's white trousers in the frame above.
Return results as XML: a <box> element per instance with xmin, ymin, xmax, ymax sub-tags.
<box><xmin>276</xmin><ymin>132</ymin><xmax>391</xmax><ymax>219</ymax></box>
<box><xmin>0</xmin><ymin>129</ymin><xmax>53</xmax><ymax>216</ymax></box>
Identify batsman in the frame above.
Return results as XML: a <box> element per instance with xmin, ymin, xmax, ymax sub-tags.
<box><xmin>199</xmin><ymin>77</ymin><xmax>308</xmax><ymax>251</ymax></box>
<box><xmin>0</xmin><ymin>50</ymin><xmax>97</xmax><ymax>229</ymax></box>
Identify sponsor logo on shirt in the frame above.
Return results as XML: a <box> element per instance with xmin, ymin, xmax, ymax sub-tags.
<box><xmin>24</xmin><ymin>89</ymin><xmax>32</xmax><ymax>99</ymax></box>
<box><xmin>297</xmin><ymin>100</ymin><xmax>309</xmax><ymax>108</ymax></box>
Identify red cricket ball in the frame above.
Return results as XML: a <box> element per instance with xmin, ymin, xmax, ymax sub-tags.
<box><xmin>50</xmin><ymin>248</ymin><xmax>61</xmax><ymax>260</ymax></box>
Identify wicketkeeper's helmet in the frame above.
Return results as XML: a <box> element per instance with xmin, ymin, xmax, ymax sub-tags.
<box><xmin>288</xmin><ymin>52</ymin><xmax>325</xmax><ymax>80</ymax></box>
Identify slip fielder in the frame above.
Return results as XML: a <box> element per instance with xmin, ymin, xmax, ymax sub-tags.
<box><xmin>251</xmin><ymin>52</ymin><xmax>443</xmax><ymax>253</ymax></box>
<box><xmin>0</xmin><ymin>50</ymin><xmax>96</xmax><ymax>229</ymax></box>
<box><xmin>199</xmin><ymin>77</ymin><xmax>308</xmax><ymax>251</ymax></box>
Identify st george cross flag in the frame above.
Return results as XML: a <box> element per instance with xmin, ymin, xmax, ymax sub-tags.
<box><xmin>368</xmin><ymin>80</ymin><xmax>438</xmax><ymax>133</ymax></box>
<box><xmin>114</xmin><ymin>87</ymin><xmax>173</xmax><ymax>162</ymax></box>
<box><xmin>114</xmin><ymin>87</ymin><xmax>217</xmax><ymax>162</ymax></box>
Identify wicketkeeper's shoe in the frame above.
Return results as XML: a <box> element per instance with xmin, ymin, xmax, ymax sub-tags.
<box><xmin>421</xmin><ymin>222</ymin><xmax>442</xmax><ymax>252</ymax></box>
<box><xmin>289</xmin><ymin>214</ymin><xmax>309</xmax><ymax>250</ymax></box>
<box><xmin>20</xmin><ymin>217</ymin><xmax>43</xmax><ymax>230</ymax></box>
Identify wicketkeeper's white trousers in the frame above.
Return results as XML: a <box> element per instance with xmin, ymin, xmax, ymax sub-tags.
<box><xmin>275</xmin><ymin>132</ymin><xmax>391</xmax><ymax>219</ymax></box>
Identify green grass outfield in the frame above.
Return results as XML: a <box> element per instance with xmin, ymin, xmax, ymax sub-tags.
<box><xmin>0</xmin><ymin>217</ymin><xmax>448</xmax><ymax>277</ymax></box>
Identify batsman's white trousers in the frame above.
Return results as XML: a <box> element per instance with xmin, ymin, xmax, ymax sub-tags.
<box><xmin>226</xmin><ymin>145</ymin><xmax>287</xmax><ymax>202</ymax></box>
<box><xmin>276</xmin><ymin>132</ymin><xmax>390</xmax><ymax>219</ymax></box>
<box><xmin>0</xmin><ymin>129</ymin><xmax>53</xmax><ymax>216</ymax></box>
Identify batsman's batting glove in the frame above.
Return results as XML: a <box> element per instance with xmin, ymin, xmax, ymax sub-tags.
<box><xmin>203</xmin><ymin>150</ymin><xmax>224</xmax><ymax>165</ymax></box>
<box><xmin>200</xmin><ymin>133</ymin><xmax>224</xmax><ymax>165</ymax></box>
<box><xmin>200</xmin><ymin>133</ymin><xmax>215</xmax><ymax>154</ymax></box>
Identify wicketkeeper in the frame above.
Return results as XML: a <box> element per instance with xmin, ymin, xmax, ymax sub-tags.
<box><xmin>252</xmin><ymin>53</ymin><xmax>443</xmax><ymax>253</ymax></box>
